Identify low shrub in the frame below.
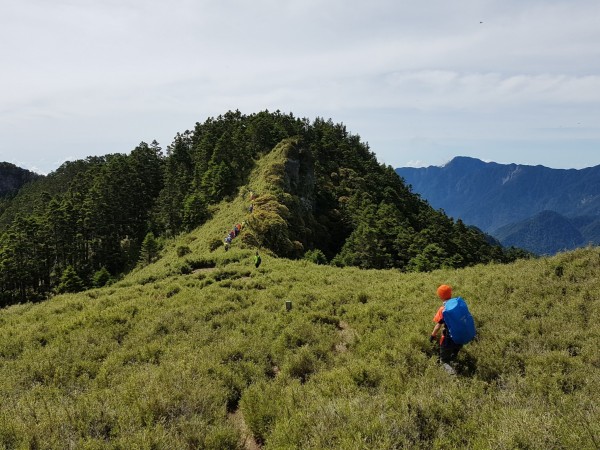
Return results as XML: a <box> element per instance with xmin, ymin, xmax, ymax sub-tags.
<box><xmin>176</xmin><ymin>246</ymin><xmax>192</xmax><ymax>257</ymax></box>
<box><xmin>240</xmin><ymin>381</ymin><xmax>283</xmax><ymax>444</ymax></box>
<box><xmin>283</xmin><ymin>346</ymin><xmax>318</xmax><ymax>383</ymax></box>
<box><xmin>304</xmin><ymin>249</ymin><xmax>328</xmax><ymax>265</ymax></box>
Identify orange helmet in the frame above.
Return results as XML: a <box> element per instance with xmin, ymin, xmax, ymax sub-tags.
<box><xmin>437</xmin><ymin>284</ymin><xmax>452</xmax><ymax>300</ymax></box>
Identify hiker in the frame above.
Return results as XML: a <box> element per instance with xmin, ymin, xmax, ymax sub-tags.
<box><xmin>254</xmin><ymin>251</ymin><xmax>262</xmax><ymax>268</ymax></box>
<box><xmin>249</xmin><ymin>203</ymin><xmax>254</xmax><ymax>213</ymax></box>
<box><xmin>430</xmin><ymin>284</ymin><xmax>462</xmax><ymax>370</ymax></box>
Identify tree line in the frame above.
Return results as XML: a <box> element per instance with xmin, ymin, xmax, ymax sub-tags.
<box><xmin>0</xmin><ymin>110</ymin><xmax>528</xmax><ymax>306</ymax></box>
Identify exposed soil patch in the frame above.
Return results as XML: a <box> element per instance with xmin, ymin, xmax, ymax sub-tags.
<box><xmin>192</xmin><ymin>267</ymin><xmax>217</xmax><ymax>275</ymax></box>
<box><xmin>335</xmin><ymin>321</ymin><xmax>357</xmax><ymax>353</ymax></box>
<box><xmin>335</xmin><ymin>342</ymin><xmax>348</xmax><ymax>353</ymax></box>
<box><xmin>229</xmin><ymin>409</ymin><xmax>261</xmax><ymax>450</ymax></box>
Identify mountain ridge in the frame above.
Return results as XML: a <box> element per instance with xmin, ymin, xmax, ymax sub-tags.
<box><xmin>396</xmin><ymin>156</ymin><xmax>600</xmax><ymax>254</ymax></box>
<box><xmin>0</xmin><ymin>162</ymin><xmax>40</xmax><ymax>196</ymax></box>
<box><xmin>0</xmin><ymin>112</ymin><xmax>522</xmax><ymax>306</ymax></box>
<box><xmin>493</xmin><ymin>210</ymin><xmax>586</xmax><ymax>255</ymax></box>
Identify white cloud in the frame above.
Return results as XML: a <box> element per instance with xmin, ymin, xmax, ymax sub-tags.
<box><xmin>1</xmin><ymin>0</ymin><xmax>600</xmax><ymax>172</ymax></box>
<box><xmin>379</xmin><ymin>71</ymin><xmax>600</xmax><ymax>110</ymax></box>
<box><xmin>404</xmin><ymin>160</ymin><xmax>427</xmax><ymax>168</ymax></box>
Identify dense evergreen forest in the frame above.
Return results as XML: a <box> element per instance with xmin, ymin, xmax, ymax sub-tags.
<box><xmin>0</xmin><ymin>111</ymin><xmax>526</xmax><ymax>306</ymax></box>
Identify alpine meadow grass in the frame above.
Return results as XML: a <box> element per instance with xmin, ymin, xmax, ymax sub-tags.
<box><xmin>0</xmin><ymin>142</ymin><xmax>599</xmax><ymax>448</ymax></box>
<box><xmin>0</xmin><ymin>220</ymin><xmax>599</xmax><ymax>448</ymax></box>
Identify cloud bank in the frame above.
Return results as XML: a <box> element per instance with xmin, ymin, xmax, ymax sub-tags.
<box><xmin>1</xmin><ymin>0</ymin><xmax>599</xmax><ymax>172</ymax></box>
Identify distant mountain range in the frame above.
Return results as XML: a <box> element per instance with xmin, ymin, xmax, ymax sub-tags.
<box><xmin>396</xmin><ymin>157</ymin><xmax>600</xmax><ymax>255</ymax></box>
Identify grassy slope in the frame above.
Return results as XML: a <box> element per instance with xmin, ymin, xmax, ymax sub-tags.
<box><xmin>0</xmin><ymin>148</ymin><xmax>599</xmax><ymax>449</ymax></box>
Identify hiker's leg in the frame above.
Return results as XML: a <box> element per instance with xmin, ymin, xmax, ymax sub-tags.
<box><xmin>450</xmin><ymin>344</ymin><xmax>462</xmax><ymax>362</ymax></box>
<box><xmin>440</xmin><ymin>344</ymin><xmax>453</xmax><ymax>364</ymax></box>
<box><xmin>440</xmin><ymin>338</ymin><xmax>461</xmax><ymax>365</ymax></box>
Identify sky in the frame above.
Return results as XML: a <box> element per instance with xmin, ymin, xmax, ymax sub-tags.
<box><xmin>1</xmin><ymin>0</ymin><xmax>600</xmax><ymax>174</ymax></box>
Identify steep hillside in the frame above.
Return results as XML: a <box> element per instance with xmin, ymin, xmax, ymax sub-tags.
<box><xmin>396</xmin><ymin>156</ymin><xmax>600</xmax><ymax>232</ymax></box>
<box><xmin>0</xmin><ymin>162</ymin><xmax>40</xmax><ymax>197</ymax></box>
<box><xmin>494</xmin><ymin>210</ymin><xmax>586</xmax><ymax>254</ymax></box>
<box><xmin>237</xmin><ymin>138</ymin><xmax>512</xmax><ymax>271</ymax></box>
<box><xmin>0</xmin><ymin>113</ymin><xmax>518</xmax><ymax>307</ymax></box>
<box><xmin>0</xmin><ymin>162</ymin><xmax>41</xmax><ymax>217</ymax></box>
<box><xmin>0</xmin><ymin>205</ymin><xmax>598</xmax><ymax>448</ymax></box>
<box><xmin>580</xmin><ymin>220</ymin><xmax>600</xmax><ymax>244</ymax></box>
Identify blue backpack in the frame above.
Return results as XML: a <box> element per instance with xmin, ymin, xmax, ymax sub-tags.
<box><xmin>442</xmin><ymin>297</ymin><xmax>476</xmax><ymax>345</ymax></box>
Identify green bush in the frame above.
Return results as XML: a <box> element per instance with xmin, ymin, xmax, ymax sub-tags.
<box><xmin>240</xmin><ymin>381</ymin><xmax>282</xmax><ymax>444</ymax></box>
<box><xmin>176</xmin><ymin>245</ymin><xmax>192</xmax><ymax>257</ymax></box>
<box><xmin>57</xmin><ymin>265</ymin><xmax>85</xmax><ymax>293</ymax></box>
<box><xmin>284</xmin><ymin>346</ymin><xmax>318</xmax><ymax>383</ymax></box>
<box><xmin>92</xmin><ymin>267</ymin><xmax>111</xmax><ymax>288</ymax></box>
<box><xmin>304</xmin><ymin>249</ymin><xmax>328</xmax><ymax>265</ymax></box>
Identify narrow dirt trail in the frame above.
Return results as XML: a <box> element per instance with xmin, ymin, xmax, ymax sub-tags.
<box><xmin>229</xmin><ymin>409</ymin><xmax>261</xmax><ymax>450</ymax></box>
<box><xmin>335</xmin><ymin>320</ymin><xmax>357</xmax><ymax>353</ymax></box>
<box><xmin>192</xmin><ymin>267</ymin><xmax>217</xmax><ymax>275</ymax></box>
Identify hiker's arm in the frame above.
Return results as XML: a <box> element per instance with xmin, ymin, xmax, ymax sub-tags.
<box><xmin>431</xmin><ymin>323</ymin><xmax>442</xmax><ymax>339</ymax></box>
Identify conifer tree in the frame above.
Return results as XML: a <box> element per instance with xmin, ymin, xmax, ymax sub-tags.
<box><xmin>57</xmin><ymin>265</ymin><xmax>85</xmax><ymax>293</ymax></box>
<box><xmin>139</xmin><ymin>232</ymin><xmax>159</xmax><ymax>266</ymax></box>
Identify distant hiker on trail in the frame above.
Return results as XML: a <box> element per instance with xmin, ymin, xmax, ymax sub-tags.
<box><xmin>254</xmin><ymin>251</ymin><xmax>262</xmax><ymax>268</ymax></box>
<box><xmin>249</xmin><ymin>203</ymin><xmax>254</xmax><ymax>213</ymax></box>
<box><xmin>430</xmin><ymin>284</ymin><xmax>476</xmax><ymax>374</ymax></box>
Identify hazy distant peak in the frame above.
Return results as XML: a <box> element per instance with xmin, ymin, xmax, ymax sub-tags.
<box><xmin>442</xmin><ymin>156</ymin><xmax>491</xmax><ymax>170</ymax></box>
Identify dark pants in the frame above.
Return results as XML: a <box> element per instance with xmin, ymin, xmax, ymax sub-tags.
<box><xmin>440</xmin><ymin>335</ymin><xmax>462</xmax><ymax>364</ymax></box>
